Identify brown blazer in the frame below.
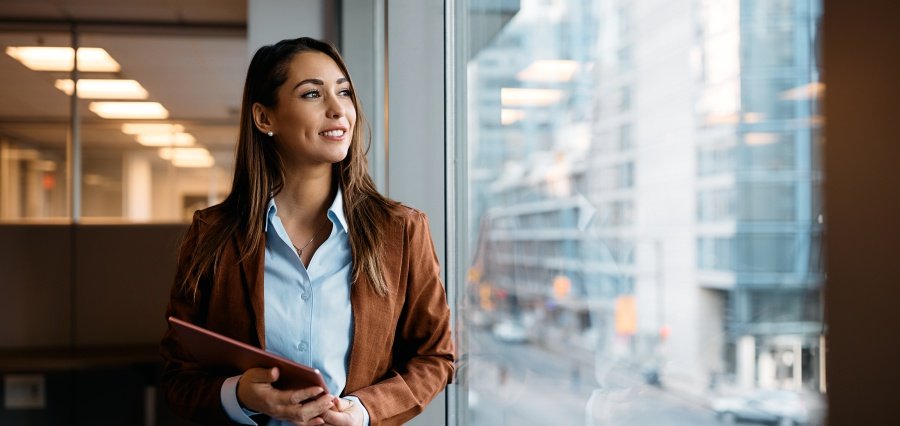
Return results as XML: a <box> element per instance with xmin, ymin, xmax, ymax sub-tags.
<box><xmin>160</xmin><ymin>205</ymin><xmax>455</xmax><ymax>425</ymax></box>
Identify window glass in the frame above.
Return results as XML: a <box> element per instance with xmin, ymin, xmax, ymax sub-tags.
<box><xmin>77</xmin><ymin>33</ymin><xmax>241</xmax><ymax>222</ymax></box>
<box><xmin>0</xmin><ymin>31</ymin><xmax>71</xmax><ymax>221</ymax></box>
<box><xmin>459</xmin><ymin>0</ymin><xmax>826</xmax><ymax>424</ymax></box>
<box><xmin>738</xmin><ymin>182</ymin><xmax>795</xmax><ymax>221</ymax></box>
<box><xmin>0</xmin><ymin>29</ymin><xmax>242</xmax><ymax>223</ymax></box>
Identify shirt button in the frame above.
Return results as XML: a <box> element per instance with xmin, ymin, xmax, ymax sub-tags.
<box><xmin>301</xmin><ymin>292</ymin><xmax>310</xmax><ymax>301</ymax></box>
<box><xmin>298</xmin><ymin>341</ymin><xmax>309</xmax><ymax>352</ymax></box>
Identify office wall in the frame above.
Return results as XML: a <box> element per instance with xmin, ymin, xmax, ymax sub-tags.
<box><xmin>823</xmin><ymin>0</ymin><xmax>900</xmax><ymax>424</ymax></box>
<box><xmin>0</xmin><ymin>226</ymin><xmax>72</xmax><ymax>349</ymax></box>
<box><xmin>73</xmin><ymin>225</ymin><xmax>186</xmax><ymax>347</ymax></box>
<box><xmin>0</xmin><ymin>224</ymin><xmax>186</xmax><ymax>350</ymax></box>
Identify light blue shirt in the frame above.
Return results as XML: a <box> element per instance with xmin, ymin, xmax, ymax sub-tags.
<box><xmin>220</xmin><ymin>188</ymin><xmax>369</xmax><ymax>425</ymax></box>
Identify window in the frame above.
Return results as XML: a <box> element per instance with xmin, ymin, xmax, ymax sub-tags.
<box><xmin>0</xmin><ymin>30</ymin><xmax>71</xmax><ymax>221</ymax></box>
<box><xmin>0</xmin><ymin>27</ymin><xmax>243</xmax><ymax>223</ymax></box>
<box><xmin>457</xmin><ymin>0</ymin><xmax>826</xmax><ymax>424</ymax></box>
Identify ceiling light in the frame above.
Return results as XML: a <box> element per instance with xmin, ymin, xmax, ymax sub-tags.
<box><xmin>744</xmin><ymin>132</ymin><xmax>779</xmax><ymax>146</ymax></box>
<box><xmin>136</xmin><ymin>132</ymin><xmax>196</xmax><ymax>147</ymax></box>
<box><xmin>159</xmin><ymin>147</ymin><xmax>215</xmax><ymax>168</ymax></box>
<box><xmin>159</xmin><ymin>147</ymin><xmax>207</xmax><ymax>160</ymax></box>
<box><xmin>780</xmin><ymin>82</ymin><xmax>825</xmax><ymax>100</ymax></box>
<box><xmin>501</xmin><ymin>88</ymin><xmax>564</xmax><ymax>106</ymax></box>
<box><xmin>516</xmin><ymin>60</ymin><xmax>579</xmax><ymax>82</ymax></box>
<box><xmin>501</xmin><ymin>109</ymin><xmax>525</xmax><ymax>125</ymax></box>
<box><xmin>172</xmin><ymin>156</ymin><xmax>215</xmax><ymax>168</ymax></box>
<box><xmin>54</xmin><ymin>79</ymin><xmax>148</xmax><ymax>99</ymax></box>
<box><xmin>705</xmin><ymin>113</ymin><xmax>739</xmax><ymax>125</ymax></box>
<box><xmin>5</xmin><ymin>46</ymin><xmax>121</xmax><ymax>72</ymax></box>
<box><xmin>743</xmin><ymin>112</ymin><xmax>765</xmax><ymax>123</ymax></box>
<box><xmin>89</xmin><ymin>102</ymin><xmax>169</xmax><ymax>119</ymax></box>
<box><xmin>121</xmin><ymin>123</ymin><xmax>185</xmax><ymax>135</ymax></box>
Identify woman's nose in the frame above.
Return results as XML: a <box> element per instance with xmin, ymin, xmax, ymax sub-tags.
<box><xmin>326</xmin><ymin>96</ymin><xmax>345</xmax><ymax>118</ymax></box>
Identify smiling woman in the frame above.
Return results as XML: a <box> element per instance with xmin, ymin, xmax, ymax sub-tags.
<box><xmin>160</xmin><ymin>37</ymin><xmax>455</xmax><ymax>426</ymax></box>
<box><xmin>252</xmin><ymin>51</ymin><xmax>356</xmax><ymax>169</ymax></box>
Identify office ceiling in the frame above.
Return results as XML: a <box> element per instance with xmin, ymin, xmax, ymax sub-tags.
<box><xmin>0</xmin><ymin>0</ymin><xmax>247</xmax><ymax>151</ymax></box>
<box><xmin>0</xmin><ymin>0</ymin><xmax>245</xmax><ymax>25</ymax></box>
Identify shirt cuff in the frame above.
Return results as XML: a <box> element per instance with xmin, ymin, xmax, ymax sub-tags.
<box><xmin>344</xmin><ymin>395</ymin><xmax>370</xmax><ymax>426</ymax></box>
<box><xmin>221</xmin><ymin>375</ymin><xmax>260</xmax><ymax>425</ymax></box>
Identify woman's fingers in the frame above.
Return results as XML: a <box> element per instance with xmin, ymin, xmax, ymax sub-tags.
<box><xmin>244</xmin><ymin>366</ymin><xmax>279</xmax><ymax>384</ymax></box>
<box><xmin>332</xmin><ymin>397</ymin><xmax>350</xmax><ymax>411</ymax></box>
<box><xmin>275</xmin><ymin>393</ymin><xmax>334</xmax><ymax>425</ymax></box>
<box><xmin>237</xmin><ymin>368</ymin><xmax>333</xmax><ymax>425</ymax></box>
<box><xmin>321</xmin><ymin>398</ymin><xmax>362</xmax><ymax>426</ymax></box>
<box><xmin>237</xmin><ymin>368</ymin><xmax>280</xmax><ymax>413</ymax></box>
<box><xmin>289</xmin><ymin>386</ymin><xmax>325</xmax><ymax>404</ymax></box>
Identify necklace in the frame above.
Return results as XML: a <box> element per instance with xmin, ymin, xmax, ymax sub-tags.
<box><xmin>292</xmin><ymin>217</ymin><xmax>330</xmax><ymax>259</ymax></box>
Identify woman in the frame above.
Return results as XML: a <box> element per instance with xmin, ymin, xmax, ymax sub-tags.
<box><xmin>160</xmin><ymin>37</ymin><xmax>455</xmax><ymax>426</ymax></box>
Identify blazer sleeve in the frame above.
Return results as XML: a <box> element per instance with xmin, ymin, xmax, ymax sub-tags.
<box><xmin>159</xmin><ymin>214</ymin><xmax>245</xmax><ymax>425</ymax></box>
<box><xmin>351</xmin><ymin>211</ymin><xmax>456</xmax><ymax>425</ymax></box>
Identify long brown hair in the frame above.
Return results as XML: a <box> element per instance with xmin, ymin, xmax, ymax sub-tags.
<box><xmin>180</xmin><ymin>37</ymin><xmax>398</xmax><ymax>299</ymax></box>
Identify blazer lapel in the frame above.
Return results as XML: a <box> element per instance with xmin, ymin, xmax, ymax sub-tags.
<box><xmin>236</xmin><ymin>233</ymin><xmax>267</xmax><ymax>349</ymax></box>
<box><xmin>346</xmin><ymin>218</ymin><xmax>405</xmax><ymax>393</ymax></box>
<box><xmin>346</xmin><ymin>270</ymin><xmax>371</xmax><ymax>392</ymax></box>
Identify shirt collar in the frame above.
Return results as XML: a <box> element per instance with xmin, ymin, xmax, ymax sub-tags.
<box><xmin>265</xmin><ymin>187</ymin><xmax>348</xmax><ymax>234</ymax></box>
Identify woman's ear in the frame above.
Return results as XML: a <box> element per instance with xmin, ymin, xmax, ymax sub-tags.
<box><xmin>252</xmin><ymin>103</ymin><xmax>274</xmax><ymax>135</ymax></box>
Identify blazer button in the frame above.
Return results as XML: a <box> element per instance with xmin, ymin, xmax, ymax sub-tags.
<box><xmin>298</xmin><ymin>341</ymin><xmax>309</xmax><ymax>352</ymax></box>
<box><xmin>301</xmin><ymin>292</ymin><xmax>310</xmax><ymax>301</ymax></box>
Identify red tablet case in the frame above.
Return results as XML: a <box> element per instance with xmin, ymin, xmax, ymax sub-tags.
<box><xmin>168</xmin><ymin>316</ymin><xmax>329</xmax><ymax>392</ymax></box>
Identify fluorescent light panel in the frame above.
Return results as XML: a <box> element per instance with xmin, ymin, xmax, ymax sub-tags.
<box><xmin>54</xmin><ymin>79</ymin><xmax>148</xmax><ymax>99</ymax></box>
<box><xmin>172</xmin><ymin>156</ymin><xmax>215</xmax><ymax>168</ymax></box>
<box><xmin>516</xmin><ymin>60</ymin><xmax>579</xmax><ymax>82</ymax></box>
<box><xmin>136</xmin><ymin>132</ymin><xmax>196</xmax><ymax>147</ymax></box>
<box><xmin>501</xmin><ymin>88</ymin><xmax>564</xmax><ymax>106</ymax></box>
<box><xmin>501</xmin><ymin>109</ymin><xmax>525</xmax><ymax>125</ymax></box>
<box><xmin>780</xmin><ymin>82</ymin><xmax>825</xmax><ymax>100</ymax></box>
<box><xmin>89</xmin><ymin>102</ymin><xmax>169</xmax><ymax>119</ymax></box>
<box><xmin>745</xmin><ymin>132</ymin><xmax>780</xmax><ymax>146</ymax></box>
<box><xmin>121</xmin><ymin>123</ymin><xmax>185</xmax><ymax>135</ymax></box>
<box><xmin>5</xmin><ymin>46</ymin><xmax>120</xmax><ymax>72</ymax></box>
<box><xmin>158</xmin><ymin>147</ymin><xmax>214</xmax><ymax>168</ymax></box>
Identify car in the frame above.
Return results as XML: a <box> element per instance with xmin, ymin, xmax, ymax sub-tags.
<box><xmin>491</xmin><ymin>319</ymin><xmax>529</xmax><ymax>343</ymax></box>
<box><xmin>712</xmin><ymin>389</ymin><xmax>810</xmax><ymax>426</ymax></box>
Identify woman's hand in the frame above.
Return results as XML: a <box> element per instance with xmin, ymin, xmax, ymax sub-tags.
<box><xmin>237</xmin><ymin>367</ymin><xmax>335</xmax><ymax>425</ymax></box>
<box><xmin>321</xmin><ymin>397</ymin><xmax>365</xmax><ymax>426</ymax></box>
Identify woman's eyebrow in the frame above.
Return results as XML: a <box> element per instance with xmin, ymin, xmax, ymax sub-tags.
<box><xmin>293</xmin><ymin>77</ymin><xmax>349</xmax><ymax>91</ymax></box>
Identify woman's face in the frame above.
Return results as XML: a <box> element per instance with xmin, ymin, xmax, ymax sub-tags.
<box><xmin>262</xmin><ymin>51</ymin><xmax>356</xmax><ymax>167</ymax></box>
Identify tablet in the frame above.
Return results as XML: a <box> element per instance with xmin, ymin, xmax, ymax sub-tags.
<box><xmin>168</xmin><ymin>316</ymin><xmax>329</xmax><ymax>393</ymax></box>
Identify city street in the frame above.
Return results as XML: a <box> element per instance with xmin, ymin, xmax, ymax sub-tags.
<box><xmin>467</xmin><ymin>329</ymin><xmax>722</xmax><ymax>426</ymax></box>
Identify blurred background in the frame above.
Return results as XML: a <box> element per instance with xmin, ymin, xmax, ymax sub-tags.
<box><xmin>1</xmin><ymin>0</ymin><xmax>897</xmax><ymax>425</ymax></box>
<box><xmin>461</xmin><ymin>1</ymin><xmax>824</xmax><ymax>425</ymax></box>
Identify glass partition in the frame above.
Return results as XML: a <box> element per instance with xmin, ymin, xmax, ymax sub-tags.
<box><xmin>0</xmin><ymin>27</ymin><xmax>244</xmax><ymax>223</ymax></box>
<box><xmin>0</xmin><ymin>31</ymin><xmax>71</xmax><ymax>221</ymax></box>
<box><xmin>77</xmin><ymin>33</ymin><xmax>242</xmax><ymax>222</ymax></box>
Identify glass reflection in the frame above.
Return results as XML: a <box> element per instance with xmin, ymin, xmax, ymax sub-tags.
<box><xmin>0</xmin><ymin>31</ymin><xmax>71</xmax><ymax>221</ymax></box>
<box><xmin>463</xmin><ymin>0</ymin><xmax>825</xmax><ymax>424</ymax></box>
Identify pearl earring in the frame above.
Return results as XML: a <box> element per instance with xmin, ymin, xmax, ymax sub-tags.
<box><xmin>267</xmin><ymin>131</ymin><xmax>274</xmax><ymax>137</ymax></box>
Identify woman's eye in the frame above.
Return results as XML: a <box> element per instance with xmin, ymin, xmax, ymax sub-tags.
<box><xmin>339</xmin><ymin>88</ymin><xmax>352</xmax><ymax>97</ymax></box>
<box><xmin>301</xmin><ymin>90</ymin><xmax>320</xmax><ymax>99</ymax></box>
